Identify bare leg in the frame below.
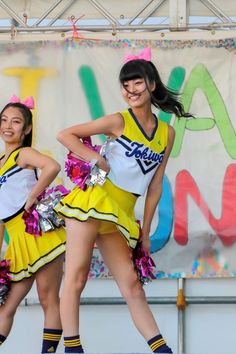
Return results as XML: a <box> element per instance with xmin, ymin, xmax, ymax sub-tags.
<box><xmin>60</xmin><ymin>218</ymin><xmax>100</xmax><ymax>336</ymax></box>
<box><xmin>97</xmin><ymin>231</ymin><xmax>160</xmax><ymax>340</ymax></box>
<box><xmin>36</xmin><ymin>254</ymin><xmax>64</xmax><ymax>329</ymax></box>
<box><xmin>0</xmin><ymin>277</ymin><xmax>34</xmax><ymax>336</ymax></box>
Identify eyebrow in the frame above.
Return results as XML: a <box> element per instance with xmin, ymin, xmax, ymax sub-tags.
<box><xmin>1</xmin><ymin>114</ymin><xmax>24</xmax><ymax>120</ymax></box>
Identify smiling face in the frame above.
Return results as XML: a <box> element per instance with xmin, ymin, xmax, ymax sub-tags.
<box><xmin>121</xmin><ymin>77</ymin><xmax>155</xmax><ymax>109</ymax></box>
<box><xmin>0</xmin><ymin>106</ymin><xmax>32</xmax><ymax>147</ymax></box>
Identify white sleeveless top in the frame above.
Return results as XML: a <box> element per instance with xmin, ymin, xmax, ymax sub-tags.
<box><xmin>0</xmin><ymin>148</ymin><xmax>37</xmax><ymax>221</ymax></box>
<box><xmin>106</xmin><ymin>109</ymin><xmax>169</xmax><ymax>196</ymax></box>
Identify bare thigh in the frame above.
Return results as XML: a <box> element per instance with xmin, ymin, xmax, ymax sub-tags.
<box><xmin>96</xmin><ymin>231</ymin><xmax>139</xmax><ymax>295</ymax></box>
<box><xmin>64</xmin><ymin>218</ymin><xmax>101</xmax><ymax>284</ymax></box>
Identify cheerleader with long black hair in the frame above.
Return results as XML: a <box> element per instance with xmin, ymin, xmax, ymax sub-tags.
<box><xmin>0</xmin><ymin>96</ymin><xmax>66</xmax><ymax>353</ymax></box>
<box><xmin>56</xmin><ymin>48</ymin><xmax>192</xmax><ymax>353</ymax></box>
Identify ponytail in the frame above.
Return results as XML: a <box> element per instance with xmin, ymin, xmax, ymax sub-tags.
<box><xmin>119</xmin><ymin>59</ymin><xmax>193</xmax><ymax>118</ymax></box>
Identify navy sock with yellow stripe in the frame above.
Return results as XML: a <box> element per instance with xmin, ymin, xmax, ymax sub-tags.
<box><xmin>0</xmin><ymin>334</ymin><xmax>6</xmax><ymax>346</ymax></box>
<box><xmin>41</xmin><ymin>328</ymin><xmax>63</xmax><ymax>353</ymax></box>
<box><xmin>147</xmin><ymin>334</ymin><xmax>173</xmax><ymax>353</ymax></box>
<box><xmin>64</xmin><ymin>335</ymin><xmax>84</xmax><ymax>353</ymax></box>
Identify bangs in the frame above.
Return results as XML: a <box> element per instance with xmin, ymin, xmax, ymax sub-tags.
<box><xmin>119</xmin><ymin>60</ymin><xmax>146</xmax><ymax>84</ymax></box>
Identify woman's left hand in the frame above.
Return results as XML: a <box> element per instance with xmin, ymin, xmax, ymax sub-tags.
<box><xmin>97</xmin><ymin>156</ymin><xmax>110</xmax><ymax>174</ymax></box>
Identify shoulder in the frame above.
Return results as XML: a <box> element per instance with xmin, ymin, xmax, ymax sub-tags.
<box><xmin>17</xmin><ymin>147</ymin><xmax>38</xmax><ymax>167</ymax></box>
<box><xmin>17</xmin><ymin>147</ymin><xmax>60</xmax><ymax>170</ymax></box>
<box><xmin>18</xmin><ymin>146</ymin><xmax>37</xmax><ymax>158</ymax></box>
<box><xmin>102</xmin><ymin>112</ymin><xmax>124</xmax><ymax>124</ymax></box>
<box><xmin>159</xmin><ymin>120</ymin><xmax>175</xmax><ymax>138</ymax></box>
<box><xmin>98</xmin><ymin>112</ymin><xmax>125</xmax><ymax>138</ymax></box>
<box><xmin>17</xmin><ymin>147</ymin><xmax>46</xmax><ymax>168</ymax></box>
<box><xmin>168</xmin><ymin>124</ymin><xmax>175</xmax><ymax>139</ymax></box>
<box><xmin>157</xmin><ymin>119</ymin><xmax>175</xmax><ymax>141</ymax></box>
<box><xmin>166</xmin><ymin>124</ymin><xmax>175</xmax><ymax>151</ymax></box>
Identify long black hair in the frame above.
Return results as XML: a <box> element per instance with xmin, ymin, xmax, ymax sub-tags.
<box><xmin>0</xmin><ymin>102</ymin><xmax>33</xmax><ymax>147</ymax></box>
<box><xmin>119</xmin><ymin>59</ymin><xmax>193</xmax><ymax>118</ymax></box>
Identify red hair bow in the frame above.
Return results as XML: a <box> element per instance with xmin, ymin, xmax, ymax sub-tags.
<box><xmin>9</xmin><ymin>95</ymin><xmax>35</xmax><ymax>109</ymax></box>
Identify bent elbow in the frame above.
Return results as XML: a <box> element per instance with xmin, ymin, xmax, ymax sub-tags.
<box><xmin>49</xmin><ymin>160</ymin><xmax>61</xmax><ymax>176</ymax></box>
<box><xmin>57</xmin><ymin>131</ymin><xmax>65</xmax><ymax>143</ymax></box>
<box><xmin>54</xmin><ymin>161</ymin><xmax>61</xmax><ymax>174</ymax></box>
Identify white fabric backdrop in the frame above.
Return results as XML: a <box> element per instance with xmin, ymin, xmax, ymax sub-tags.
<box><xmin>1</xmin><ymin>35</ymin><xmax>236</xmax><ymax>278</ymax></box>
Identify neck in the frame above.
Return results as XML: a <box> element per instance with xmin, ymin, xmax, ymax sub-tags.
<box><xmin>4</xmin><ymin>143</ymin><xmax>22</xmax><ymax>156</ymax></box>
<box><xmin>131</xmin><ymin>106</ymin><xmax>153</xmax><ymax>123</ymax></box>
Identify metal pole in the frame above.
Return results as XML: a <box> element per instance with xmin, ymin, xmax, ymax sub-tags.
<box><xmin>177</xmin><ymin>278</ymin><xmax>185</xmax><ymax>354</ymax></box>
<box><xmin>88</xmin><ymin>0</ymin><xmax>119</xmax><ymax>25</ymax></box>
<box><xmin>0</xmin><ymin>0</ymin><xmax>28</xmax><ymax>27</ymax></box>
<box><xmin>0</xmin><ymin>21</ymin><xmax>236</xmax><ymax>34</ymax></box>
<box><xmin>48</xmin><ymin>0</ymin><xmax>76</xmax><ymax>26</ymax></box>
<box><xmin>34</xmin><ymin>0</ymin><xmax>64</xmax><ymax>26</ymax></box>
<box><xmin>199</xmin><ymin>0</ymin><xmax>233</xmax><ymax>23</ymax></box>
<box><xmin>135</xmin><ymin>0</ymin><xmax>167</xmax><ymax>26</ymax></box>
<box><xmin>22</xmin><ymin>295</ymin><xmax>236</xmax><ymax>306</ymax></box>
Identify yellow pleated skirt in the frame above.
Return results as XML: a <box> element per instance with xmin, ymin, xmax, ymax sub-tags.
<box><xmin>54</xmin><ymin>178</ymin><xmax>140</xmax><ymax>249</ymax></box>
<box><xmin>4</xmin><ymin>212</ymin><xmax>66</xmax><ymax>282</ymax></box>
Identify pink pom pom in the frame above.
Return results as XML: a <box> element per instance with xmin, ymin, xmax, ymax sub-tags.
<box><xmin>132</xmin><ymin>242</ymin><xmax>156</xmax><ymax>285</ymax></box>
<box><xmin>0</xmin><ymin>259</ymin><xmax>12</xmax><ymax>305</ymax></box>
<box><xmin>65</xmin><ymin>136</ymin><xmax>102</xmax><ymax>190</ymax></box>
<box><xmin>22</xmin><ymin>184</ymin><xmax>70</xmax><ymax>236</ymax></box>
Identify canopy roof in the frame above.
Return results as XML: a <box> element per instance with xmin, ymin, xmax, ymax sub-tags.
<box><xmin>0</xmin><ymin>0</ymin><xmax>235</xmax><ymax>35</ymax></box>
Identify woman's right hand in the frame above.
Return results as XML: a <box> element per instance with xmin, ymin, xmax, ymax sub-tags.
<box><xmin>141</xmin><ymin>236</ymin><xmax>150</xmax><ymax>253</ymax></box>
<box><xmin>24</xmin><ymin>193</ymin><xmax>38</xmax><ymax>213</ymax></box>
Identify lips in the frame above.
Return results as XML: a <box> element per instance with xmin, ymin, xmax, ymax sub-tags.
<box><xmin>2</xmin><ymin>131</ymin><xmax>13</xmax><ymax>136</ymax></box>
<box><xmin>129</xmin><ymin>94</ymin><xmax>141</xmax><ymax>100</ymax></box>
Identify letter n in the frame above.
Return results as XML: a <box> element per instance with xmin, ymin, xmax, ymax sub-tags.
<box><xmin>174</xmin><ymin>165</ymin><xmax>236</xmax><ymax>247</ymax></box>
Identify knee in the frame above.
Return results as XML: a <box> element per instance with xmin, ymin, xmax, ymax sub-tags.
<box><xmin>64</xmin><ymin>272</ymin><xmax>88</xmax><ymax>297</ymax></box>
<box><xmin>75</xmin><ymin>275</ymin><xmax>87</xmax><ymax>294</ymax></box>
<box><xmin>121</xmin><ymin>274</ymin><xmax>145</xmax><ymax>302</ymax></box>
<box><xmin>0</xmin><ymin>305</ymin><xmax>17</xmax><ymax>319</ymax></box>
<box><xmin>38</xmin><ymin>286</ymin><xmax>59</xmax><ymax>311</ymax></box>
<box><xmin>74</xmin><ymin>272</ymin><xmax>88</xmax><ymax>295</ymax></box>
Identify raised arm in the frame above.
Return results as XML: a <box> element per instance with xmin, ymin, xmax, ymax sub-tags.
<box><xmin>141</xmin><ymin>125</ymin><xmax>175</xmax><ymax>252</ymax></box>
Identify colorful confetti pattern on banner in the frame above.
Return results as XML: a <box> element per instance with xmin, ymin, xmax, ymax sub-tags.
<box><xmin>89</xmin><ymin>249</ymin><xmax>111</xmax><ymax>278</ymax></box>
<box><xmin>87</xmin><ymin>248</ymin><xmax>234</xmax><ymax>279</ymax></box>
<box><xmin>1</xmin><ymin>37</ymin><xmax>236</xmax><ymax>55</ymax></box>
